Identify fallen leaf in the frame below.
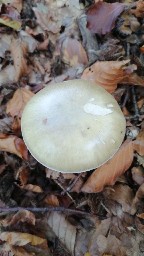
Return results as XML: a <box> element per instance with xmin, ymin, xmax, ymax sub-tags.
<box><xmin>10</xmin><ymin>0</ymin><xmax>23</xmax><ymax>13</ymax></box>
<box><xmin>2</xmin><ymin>210</ymin><xmax>36</xmax><ymax>226</ymax></box>
<box><xmin>33</xmin><ymin>4</ymin><xmax>60</xmax><ymax>33</ymax></box>
<box><xmin>86</xmin><ymin>2</ymin><xmax>125</xmax><ymax>35</ymax></box>
<box><xmin>120</xmin><ymin>73</ymin><xmax>144</xmax><ymax>87</ymax></box>
<box><xmin>131</xmin><ymin>166</ymin><xmax>144</xmax><ymax>185</ymax></box>
<box><xmin>0</xmin><ymin>65</ymin><xmax>16</xmax><ymax>86</ymax></box>
<box><xmin>47</xmin><ymin>212</ymin><xmax>76</xmax><ymax>255</ymax></box>
<box><xmin>20</xmin><ymin>184</ymin><xmax>43</xmax><ymax>193</ymax></box>
<box><xmin>81</xmin><ymin>140</ymin><xmax>134</xmax><ymax>193</ymax></box>
<box><xmin>0</xmin><ymin>133</ymin><xmax>28</xmax><ymax>159</ymax></box>
<box><xmin>0</xmin><ymin>16</ymin><xmax>21</xmax><ymax>30</ymax></box>
<box><xmin>133</xmin><ymin>129</ymin><xmax>144</xmax><ymax>156</ymax></box>
<box><xmin>137</xmin><ymin>213</ymin><xmax>144</xmax><ymax>219</ymax></box>
<box><xmin>61</xmin><ymin>37</ymin><xmax>88</xmax><ymax>66</ymax></box>
<box><xmin>131</xmin><ymin>0</ymin><xmax>144</xmax><ymax>18</ymax></box>
<box><xmin>1</xmin><ymin>243</ymin><xmax>34</xmax><ymax>256</ymax></box>
<box><xmin>16</xmin><ymin>166</ymin><xmax>29</xmax><ymax>186</ymax></box>
<box><xmin>20</xmin><ymin>30</ymin><xmax>38</xmax><ymax>53</ymax></box>
<box><xmin>10</xmin><ymin>38</ymin><xmax>28</xmax><ymax>81</ymax></box>
<box><xmin>131</xmin><ymin>183</ymin><xmax>144</xmax><ymax>214</ymax></box>
<box><xmin>117</xmin><ymin>13</ymin><xmax>140</xmax><ymax>36</ymax></box>
<box><xmin>44</xmin><ymin>194</ymin><xmax>59</xmax><ymax>206</ymax></box>
<box><xmin>0</xmin><ymin>232</ymin><xmax>47</xmax><ymax>246</ymax></box>
<box><xmin>103</xmin><ymin>184</ymin><xmax>134</xmax><ymax>214</ymax></box>
<box><xmin>81</xmin><ymin>60</ymin><xmax>135</xmax><ymax>93</ymax></box>
<box><xmin>6</xmin><ymin>88</ymin><xmax>34</xmax><ymax>118</ymax></box>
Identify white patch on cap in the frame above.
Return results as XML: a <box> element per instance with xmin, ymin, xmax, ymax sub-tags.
<box><xmin>83</xmin><ymin>103</ymin><xmax>113</xmax><ymax>116</ymax></box>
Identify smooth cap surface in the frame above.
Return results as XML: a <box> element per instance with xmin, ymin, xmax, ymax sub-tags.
<box><xmin>21</xmin><ymin>79</ymin><xmax>126</xmax><ymax>173</ymax></box>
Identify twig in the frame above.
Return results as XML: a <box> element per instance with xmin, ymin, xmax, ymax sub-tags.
<box><xmin>121</xmin><ymin>88</ymin><xmax>129</xmax><ymax>108</ymax></box>
<box><xmin>54</xmin><ymin>179</ymin><xmax>76</xmax><ymax>205</ymax></box>
<box><xmin>131</xmin><ymin>86</ymin><xmax>140</xmax><ymax>119</ymax></box>
<box><xmin>0</xmin><ymin>206</ymin><xmax>92</xmax><ymax>216</ymax></box>
<box><xmin>62</xmin><ymin>173</ymin><xmax>83</xmax><ymax>194</ymax></box>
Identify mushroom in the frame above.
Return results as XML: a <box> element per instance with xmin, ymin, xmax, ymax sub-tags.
<box><xmin>21</xmin><ymin>79</ymin><xmax>126</xmax><ymax>173</ymax></box>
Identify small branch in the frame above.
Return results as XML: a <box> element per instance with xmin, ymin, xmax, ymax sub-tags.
<box><xmin>62</xmin><ymin>173</ymin><xmax>83</xmax><ymax>194</ymax></box>
<box><xmin>0</xmin><ymin>206</ymin><xmax>92</xmax><ymax>216</ymax></box>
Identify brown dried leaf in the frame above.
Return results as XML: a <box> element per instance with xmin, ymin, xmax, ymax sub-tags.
<box><xmin>131</xmin><ymin>0</ymin><xmax>144</xmax><ymax>18</ymax></box>
<box><xmin>62</xmin><ymin>38</ymin><xmax>88</xmax><ymax>67</ymax></box>
<box><xmin>47</xmin><ymin>212</ymin><xmax>76</xmax><ymax>255</ymax></box>
<box><xmin>87</xmin><ymin>2</ymin><xmax>125</xmax><ymax>35</ymax></box>
<box><xmin>103</xmin><ymin>184</ymin><xmax>134</xmax><ymax>213</ymax></box>
<box><xmin>16</xmin><ymin>166</ymin><xmax>29</xmax><ymax>186</ymax></box>
<box><xmin>81</xmin><ymin>60</ymin><xmax>135</xmax><ymax>93</ymax></box>
<box><xmin>131</xmin><ymin>166</ymin><xmax>144</xmax><ymax>185</ymax></box>
<box><xmin>81</xmin><ymin>140</ymin><xmax>134</xmax><ymax>193</ymax></box>
<box><xmin>131</xmin><ymin>183</ymin><xmax>144</xmax><ymax>214</ymax></box>
<box><xmin>133</xmin><ymin>129</ymin><xmax>144</xmax><ymax>156</ymax></box>
<box><xmin>2</xmin><ymin>210</ymin><xmax>36</xmax><ymax>227</ymax></box>
<box><xmin>10</xmin><ymin>39</ymin><xmax>28</xmax><ymax>81</ymax></box>
<box><xmin>44</xmin><ymin>194</ymin><xmax>59</xmax><ymax>206</ymax></box>
<box><xmin>0</xmin><ymin>133</ymin><xmax>28</xmax><ymax>159</ymax></box>
<box><xmin>21</xmin><ymin>184</ymin><xmax>43</xmax><ymax>193</ymax></box>
<box><xmin>6</xmin><ymin>88</ymin><xmax>34</xmax><ymax>118</ymax></box>
<box><xmin>0</xmin><ymin>232</ymin><xmax>47</xmax><ymax>246</ymax></box>
<box><xmin>120</xmin><ymin>73</ymin><xmax>144</xmax><ymax>87</ymax></box>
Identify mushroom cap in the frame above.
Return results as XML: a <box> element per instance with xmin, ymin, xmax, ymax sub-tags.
<box><xmin>21</xmin><ymin>79</ymin><xmax>126</xmax><ymax>173</ymax></box>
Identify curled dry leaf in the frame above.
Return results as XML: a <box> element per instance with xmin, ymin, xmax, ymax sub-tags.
<box><xmin>131</xmin><ymin>0</ymin><xmax>144</xmax><ymax>18</ymax></box>
<box><xmin>0</xmin><ymin>231</ymin><xmax>47</xmax><ymax>247</ymax></box>
<box><xmin>10</xmin><ymin>38</ymin><xmax>28</xmax><ymax>81</ymax></box>
<box><xmin>2</xmin><ymin>210</ymin><xmax>36</xmax><ymax>227</ymax></box>
<box><xmin>47</xmin><ymin>212</ymin><xmax>76</xmax><ymax>255</ymax></box>
<box><xmin>0</xmin><ymin>133</ymin><xmax>28</xmax><ymax>159</ymax></box>
<box><xmin>133</xmin><ymin>129</ymin><xmax>144</xmax><ymax>156</ymax></box>
<box><xmin>61</xmin><ymin>37</ymin><xmax>88</xmax><ymax>67</ymax></box>
<box><xmin>81</xmin><ymin>140</ymin><xmax>134</xmax><ymax>193</ymax></box>
<box><xmin>6</xmin><ymin>88</ymin><xmax>34</xmax><ymax>118</ymax></box>
<box><xmin>81</xmin><ymin>60</ymin><xmax>134</xmax><ymax>93</ymax></box>
<box><xmin>120</xmin><ymin>73</ymin><xmax>144</xmax><ymax>87</ymax></box>
<box><xmin>86</xmin><ymin>2</ymin><xmax>125</xmax><ymax>35</ymax></box>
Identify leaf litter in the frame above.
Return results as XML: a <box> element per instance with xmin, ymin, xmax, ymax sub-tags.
<box><xmin>0</xmin><ymin>0</ymin><xmax>144</xmax><ymax>256</ymax></box>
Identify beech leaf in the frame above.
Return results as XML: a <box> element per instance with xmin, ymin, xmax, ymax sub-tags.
<box><xmin>2</xmin><ymin>210</ymin><xmax>36</xmax><ymax>227</ymax></box>
<box><xmin>81</xmin><ymin>140</ymin><xmax>134</xmax><ymax>193</ymax></box>
<box><xmin>0</xmin><ymin>133</ymin><xmax>28</xmax><ymax>159</ymax></box>
<box><xmin>6</xmin><ymin>88</ymin><xmax>34</xmax><ymax>118</ymax></box>
<box><xmin>87</xmin><ymin>2</ymin><xmax>125</xmax><ymax>35</ymax></box>
<box><xmin>81</xmin><ymin>60</ymin><xmax>135</xmax><ymax>93</ymax></box>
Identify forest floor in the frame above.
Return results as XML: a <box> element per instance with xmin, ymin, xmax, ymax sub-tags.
<box><xmin>0</xmin><ymin>0</ymin><xmax>144</xmax><ymax>255</ymax></box>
